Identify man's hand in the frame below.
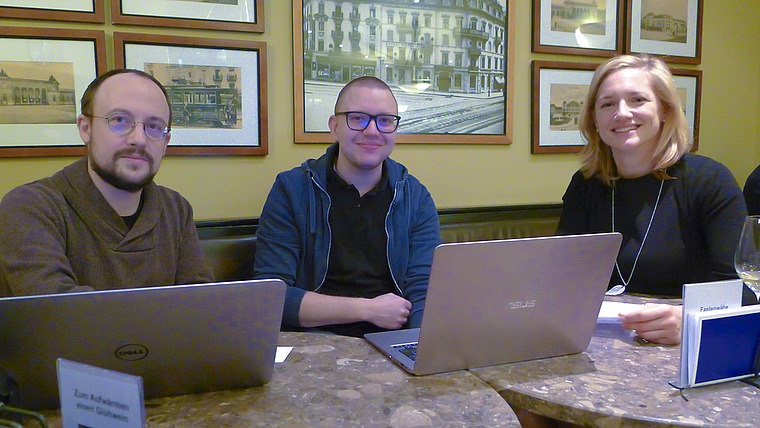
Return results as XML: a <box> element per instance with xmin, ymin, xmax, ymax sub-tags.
<box><xmin>362</xmin><ymin>293</ymin><xmax>412</xmax><ymax>329</ymax></box>
<box><xmin>620</xmin><ymin>303</ymin><xmax>682</xmax><ymax>345</ymax></box>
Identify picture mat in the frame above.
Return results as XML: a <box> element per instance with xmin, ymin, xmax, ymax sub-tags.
<box><xmin>673</xmin><ymin>74</ymin><xmax>697</xmax><ymax>139</ymax></box>
<box><xmin>120</xmin><ymin>0</ymin><xmax>257</xmax><ymax>23</ymax></box>
<box><xmin>630</xmin><ymin>0</ymin><xmax>699</xmax><ymax>58</ymax></box>
<box><xmin>124</xmin><ymin>43</ymin><xmax>260</xmax><ymax>147</ymax></box>
<box><xmin>540</xmin><ymin>0</ymin><xmax>618</xmax><ymax>50</ymax></box>
<box><xmin>0</xmin><ymin>38</ymin><xmax>96</xmax><ymax>148</ymax></box>
<box><xmin>538</xmin><ymin>68</ymin><xmax>593</xmax><ymax>147</ymax></box>
<box><xmin>0</xmin><ymin>0</ymin><xmax>91</xmax><ymax>12</ymax></box>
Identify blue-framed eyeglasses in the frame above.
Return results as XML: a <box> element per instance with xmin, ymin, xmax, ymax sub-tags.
<box><xmin>87</xmin><ymin>113</ymin><xmax>170</xmax><ymax>141</ymax></box>
<box><xmin>336</xmin><ymin>111</ymin><xmax>401</xmax><ymax>133</ymax></box>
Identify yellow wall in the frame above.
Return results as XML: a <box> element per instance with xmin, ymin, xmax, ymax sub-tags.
<box><xmin>1</xmin><ymin>1</ymin><xmax>759</xmax><ymax>220</ymax></box>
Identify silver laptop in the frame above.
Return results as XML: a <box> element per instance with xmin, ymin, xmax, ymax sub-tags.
<box><xmin>365</xmin><ymin>233</ymin><xmax>622</xmax><ymax>375</ymax></box>
<box><xmin>0</xmin><ymin>279</ymin><xmax>286</xmax><ymax>409</ymax></box>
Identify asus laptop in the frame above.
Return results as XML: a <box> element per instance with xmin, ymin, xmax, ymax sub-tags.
<box><xmin>0</xmin><ymin>279</ymin><xmax>286</xmax><ymax>409</ymax></box>
<box><xmin>365</xmin><ymin>233</ymin><xmax>622</xmax><ymax>375</ymax></box>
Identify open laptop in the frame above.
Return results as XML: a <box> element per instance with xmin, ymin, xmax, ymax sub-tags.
<box><xmin>0</xmin><ymin>279</ymin><xmax>286</xmax><ymax>409</ymax></box>
<box><xmin>365</xmin><ymin>233</ymin><xmax>622</xmax><ymax>375</ymax></box>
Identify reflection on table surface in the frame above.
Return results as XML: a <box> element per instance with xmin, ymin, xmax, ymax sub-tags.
<box><xmin>470</xmin><ymin>295</ymin><xmax>760</xmax><ymax>428</ymax></box>
<box><xmin>39</xmin><ymin>331</ymin><xmax>520</xmax><ymax>428</ymax></box>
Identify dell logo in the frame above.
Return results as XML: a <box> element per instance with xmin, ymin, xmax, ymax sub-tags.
<box><xmin>507</xmin><ymin>300</ymin><xmax>536</xmax><ymax>310</ymax></box>
<box><xmin>115</xmin><ymin>344</ymin><xmax>149</xmax><ymax>361</ymax></box>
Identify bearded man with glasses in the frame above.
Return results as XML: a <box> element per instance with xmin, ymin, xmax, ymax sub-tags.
<box><xmin>0</xmin><ymin>69</ymin><xmax>213</xmax><ymax>296</ymax></box>
<box><xmin>254</xmin><ymin>76</ymin><xmax>440</xmax><ymax>337</ymax></box>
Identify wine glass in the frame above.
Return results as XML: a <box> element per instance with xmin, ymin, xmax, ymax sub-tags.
<box><xmin>735</xmin><ymin>215</ymin><xmax>760</xmax><ymax>302</ymax></box>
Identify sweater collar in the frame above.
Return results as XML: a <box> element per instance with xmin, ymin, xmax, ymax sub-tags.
<box><xmin>57</xmin><ymin>157</ymin><xmax>164</xmax><ymax>244</ymax></box>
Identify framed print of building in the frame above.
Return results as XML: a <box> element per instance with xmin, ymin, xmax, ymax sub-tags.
<box><xmin>294</xmin><ymin>0</ymin><xmax>515</xmax><ymax>144</ymax></box>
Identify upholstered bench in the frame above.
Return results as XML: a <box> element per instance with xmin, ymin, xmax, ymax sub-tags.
<box><xmin>196</xmin><ymin>204</ymin><xmax>563</xmax><ymax>281</ymax></box>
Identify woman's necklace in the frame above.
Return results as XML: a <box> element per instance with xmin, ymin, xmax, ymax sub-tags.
<box><xmin>606</xmin><ymin>179</ymin><xmax>664</xmax><ymax>296</ymax></box>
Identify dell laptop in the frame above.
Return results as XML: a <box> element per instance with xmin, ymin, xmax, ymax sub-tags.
<box><xmin>0</xmin><ymin>279</ymin><xmax>286</xmax><ymax>409</ymax></box>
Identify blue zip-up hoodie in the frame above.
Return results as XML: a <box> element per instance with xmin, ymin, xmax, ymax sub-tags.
<box><xmin>253</xmin><ymin>143</ymin><xmax>440</xmax><ymax>328</ymax></box>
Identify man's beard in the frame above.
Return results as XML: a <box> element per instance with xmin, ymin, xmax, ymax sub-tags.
<box><xmin>89</xmin><ymin>148</ymin><xmax>156</xmax><ymax>192</ymax></box>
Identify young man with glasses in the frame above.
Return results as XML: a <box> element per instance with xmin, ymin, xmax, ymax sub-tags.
<box><xmin>254</xmin><ymin>76</ymin><xmax>440</xmax><ymax>337</ymax></box>
<box><xmin>0</xmin><ymin>69</ymin><xmax>213</xmax><ymax>296</ymax></box>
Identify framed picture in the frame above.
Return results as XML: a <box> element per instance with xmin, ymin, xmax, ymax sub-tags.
<box><xmin>0</xmin><ymin>0</ymin><xmax>104</xmax><ymax>23</ymax></box>
<box><xmin>531</xmin><ymin>60</ymin><xmax>598</xmax><ymax>154</ymax></box>
<box><xmin>626</xmin><ymin>0</ymin><xmax>702</xmax><ymax>64</ymax></box>
<box><xmin>294</xmin><ymin>0</ymin><xmax>515</xmax><ymax>144</ymax></box>
<box><xmin>671</xmin><ymin>68</ymin><xmax>701</xmax><ymax>149</ymax></box>
<box><xmin>532</xmin><ymin>0</ymin><xmax>624</xmax><ymax>56</ymax></box>
<box><xmin>112</xmin><ymin>0</ymin><xmax>263</xmax><ymax>33</ymax></box>
<box><xmin>114</xmin><ymin>32</ymin><xmax>268</xmax><ymax>156</ymax></box>
<box><xmin>0</xmin><ymin>27</ymin><xmax>106</xmax><ymax>158</ymax></box>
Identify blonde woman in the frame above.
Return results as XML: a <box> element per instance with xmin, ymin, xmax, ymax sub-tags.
<box><xmin>557</xmin><ymin>54</ymin><xmax>751</xmax><ymax>346</ymax></box>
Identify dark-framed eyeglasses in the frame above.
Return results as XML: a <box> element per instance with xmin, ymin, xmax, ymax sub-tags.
<box><xmin>336</xmin><ymin>111</ymin><xmax>401</xmax><ymax>133</ymax></box>
<box><xmin>87</xmin><ymin>113</ymin><xmax>170</xmax><ymax>141</ymax></box>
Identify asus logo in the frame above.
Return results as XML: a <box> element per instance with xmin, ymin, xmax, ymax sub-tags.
<box><xmin>507</xmin><ymin>300</ymin><xmax>536</xmax><ymax>309</ymax></box>
<box><xmin>115</xmin><ymin>344</ymin><xmax>149</xmax><ymax>361</ymax></box>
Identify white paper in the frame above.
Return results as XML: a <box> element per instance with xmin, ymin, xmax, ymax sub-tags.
<box><xmin>597</xmin><ymin>301</ymin><xmax>643</xmax><ymax>323</ymax></box>
<box><xmin>275</xmin><ymin>346</ymin><xmax>294</xmax><ymax>363</ymax></box>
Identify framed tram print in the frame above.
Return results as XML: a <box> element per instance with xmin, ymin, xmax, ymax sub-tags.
<box><xmin>0</xmin><ymin>27</ymin><xmax>106</xmax><ymax>157</ymax></box>
<box><xmin>626</xmin><ymin>0</ymin><xmax>702</xmax><ymax>64</ymax></box>
<box><xmin>0</xmin><ymin>0</ymin><xmax>104</xmax><ymax>23</ymax></box>
<box><xmin>114</xmin><ymin>33</ymin><xmax>268</xmax><ymax>155</ymax></box>
<box><xmin>293</xmin><ymin>0</ymin><xmax>515</xmax><ymax>144</ymax></box>
<box><xmin>531</xmin><ymin>60</ymin><xmax>598</xmax><ymax>154</ymax></box>
<box><xmin>112</xmin><ymin>0</ymin><xmax>263</xmax><ymax>33</ymax></box>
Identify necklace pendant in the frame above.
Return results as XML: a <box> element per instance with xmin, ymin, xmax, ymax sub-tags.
<box><xmin>606</xmin><ymin>284</ymin><xmax>626</xmax><ymax>296</ymax></box>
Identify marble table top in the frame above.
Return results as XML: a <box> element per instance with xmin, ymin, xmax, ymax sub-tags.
<box><xmin>471</xmin><ymin>296</ymin><xmax>760</xmax><ymax>428</ymax></box>
<box><xmin>38</xmin><ymin>332</ymin><xmax>520</xmax><ymax>428</ymax></box>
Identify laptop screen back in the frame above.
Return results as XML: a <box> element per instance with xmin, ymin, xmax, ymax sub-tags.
<box><xmin>0</xmin><ymin>279</ymin><xmax>286</xmax><ymax>409</ymax></box>
<box><xmin>366</xmin><ymin>233</ymin><xmax>621</xmax><ymax>375</ymax></box>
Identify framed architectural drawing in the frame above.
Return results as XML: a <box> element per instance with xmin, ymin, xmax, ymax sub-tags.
<box><xmin>533</xmin><ymin>0</ymin><xmax>624</xmax><ymax>56</ymax></box>
<box><xmin>0</xmin><ymin>27</ymin><xmax>106</xmax><ymax>157</ymax></box>
<box><xmin>114</xmin><ymin>32</ymin><xmax>268</xmax><ymax>155</ymax></box>
<box><xmin>531</xmin><ymin>60</ymin><xmax>598</xmax><ymax>154</ymax></box>
<box><xmin>0</xmin><ymin>0</ymin><xmax>104</xmax><ymax>23</ymax></box>
<box><xmin>626</xmin><ymin>0</ymin><xmax>702</xmax><ymax>64</ymax></box>
<box><xmin>112</xmin><ymin>0</ymin><xmax>263</xmax><ymax>33</ymax></box>
<box><xmin>294</xmin><ymin>0</ymin><xmax>515</xmax><ymax>144</ymax></box>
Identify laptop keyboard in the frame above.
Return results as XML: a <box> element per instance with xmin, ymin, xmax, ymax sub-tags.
<box><xmin>391</xmin><ymin>342</ymin><xmax>418</xmax><ymax>361</ymax></box>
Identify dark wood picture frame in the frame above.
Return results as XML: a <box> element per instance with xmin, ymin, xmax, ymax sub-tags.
<box><xmin>0</xmin><ymin>0</ymin><xmax>104</xmax><ymax>23</ymax></box>
<box><xmin>625</xmin><ymin>0</ymin><xmax>703</xmax><ymax>64</ymax></box>
<box><xmin>531</xmin><ymin>60</ymin><xmax>598</xmax><ymax>154</ymax></box>
<box><xmin>114</xmin><ymin>32</ymin><xmax>268</xmax><ymax>156</ymax></box>
<box><xmin>0</xmin><ymin>27</ymin><xmax>106</xmax><ymax>158</ymax></box>
<box><xmin>294</xmin><ymin>0</ymin><xmax>515</xmax><ymax>144</ymax></box>
<box><xmin>532</xmin><ymin>0</ymin><xmax>624</xmax><ymax>57</ymax></box>
<box><xmin>112</xmin><ymin>0</ymin><xmax>264</xmax><ymax>33</ymax></box>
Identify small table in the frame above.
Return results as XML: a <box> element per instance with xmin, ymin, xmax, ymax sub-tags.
<box><xmin>40</xmin><ymin>332</ymin><xmax>520</xmax><ymax>427</ymax></box>
<box><xmin>470</xmin><ymin>296</ymin><xmax>760</xmax><ymax>427</ymax></box>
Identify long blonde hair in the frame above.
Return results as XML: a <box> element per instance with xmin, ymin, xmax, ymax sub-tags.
<box><xmin>578</xmin><ymin>54</ymin><xmax>692</xmax><ymax>186</ymax></box>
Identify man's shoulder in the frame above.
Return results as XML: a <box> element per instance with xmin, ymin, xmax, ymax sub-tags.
<box><xmin>1</xmin><ymin>173</ymin><xmax>66</xmax><ymax>208</ymax></box>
